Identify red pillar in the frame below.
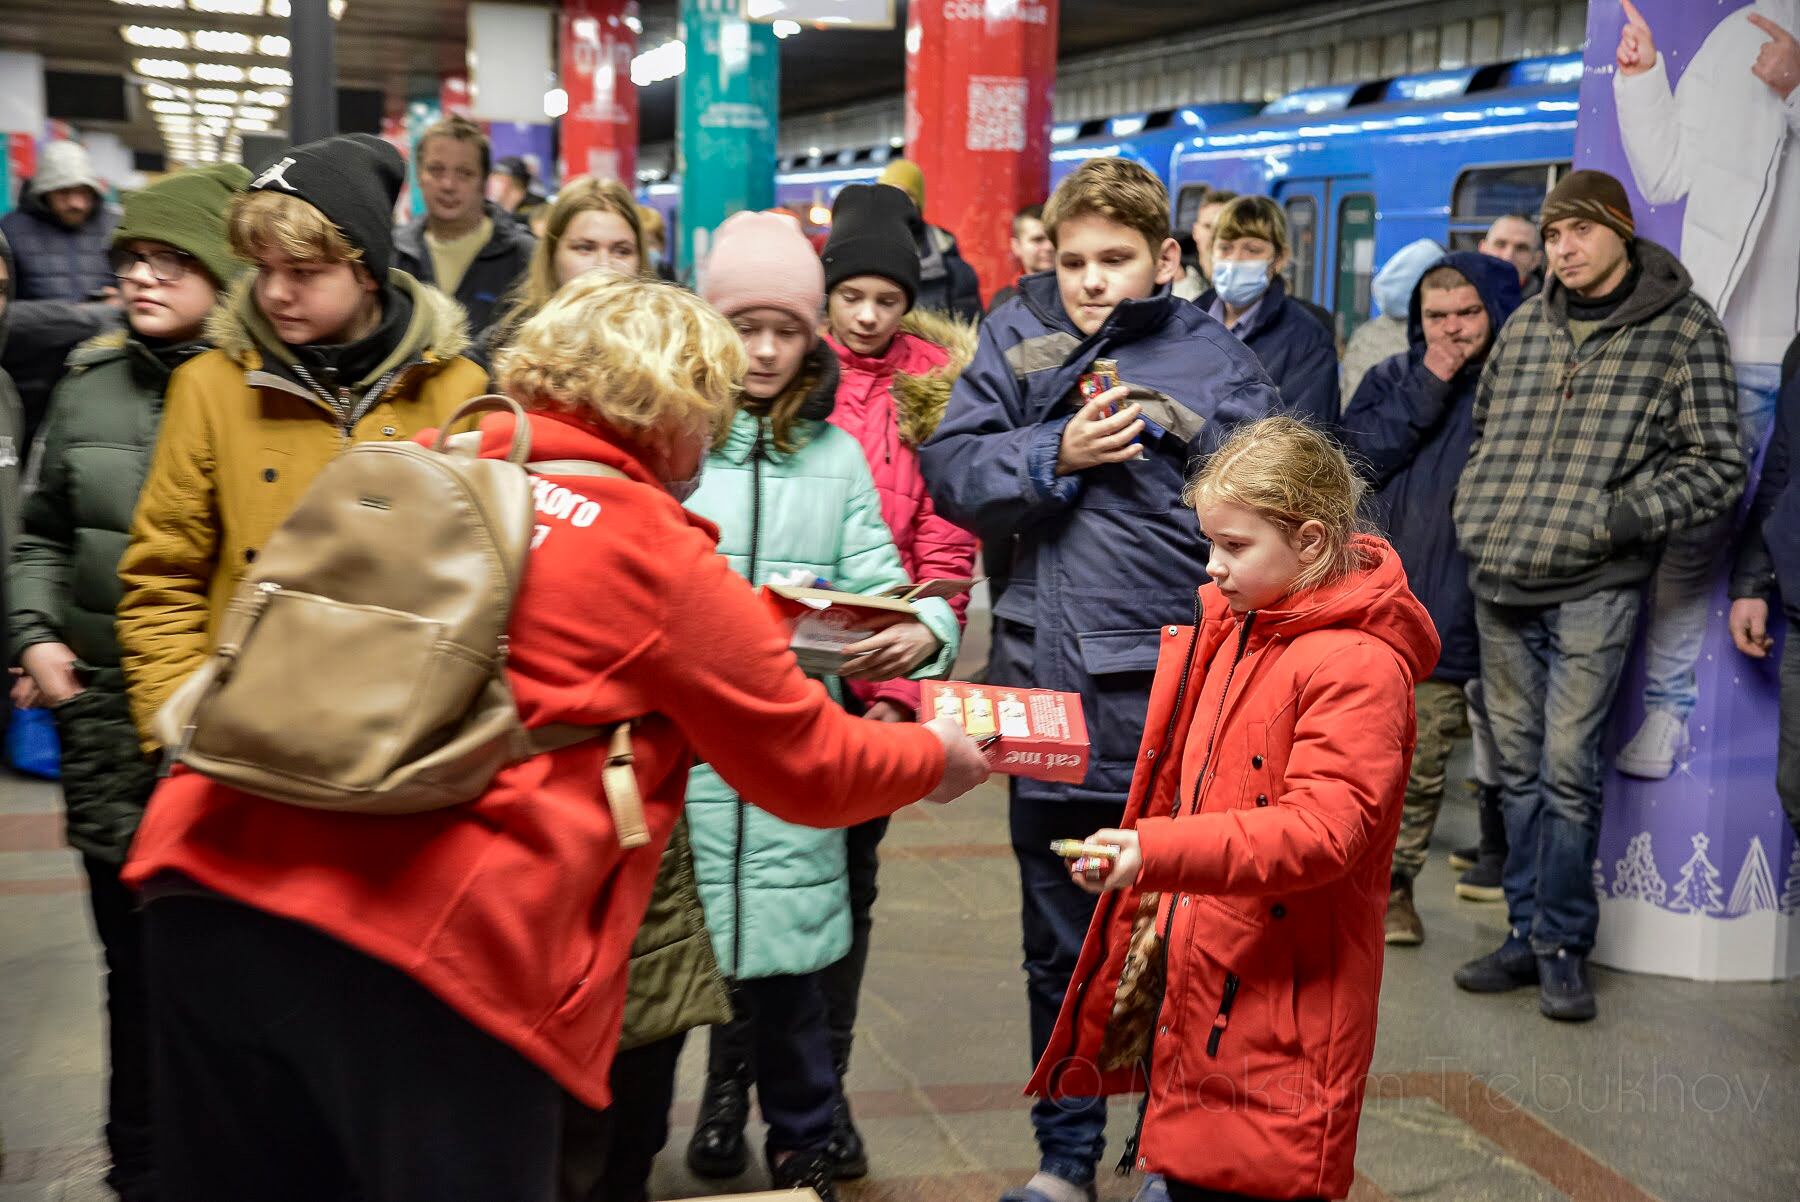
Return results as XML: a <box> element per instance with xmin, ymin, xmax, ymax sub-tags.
<box><xmin>560</xmin><ymin>0</ymin><xmax>639</xmax><ymax>184</ymax></box>
<box><xmin>904</xmin><ymin>0</ymin><xmax>1058</xmax><ymax>304</ymax></box>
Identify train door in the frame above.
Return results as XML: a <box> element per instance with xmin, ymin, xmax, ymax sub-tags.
<box><xmin>1274</xmin><ymin>176</ymin><xmax>1375</xmax><ymax>348</ymax></box>
<box><xmin>1272</xmin><ymin>180</ymin><xmax>1326</xmax><ymax>306</ymax></box>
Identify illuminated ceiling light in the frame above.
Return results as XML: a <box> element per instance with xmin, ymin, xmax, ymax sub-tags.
<box><xmin>114</xmin><ymin>0</ymin><xmax>184</xmax><ymax>8</ymax></box>
<box><xmin>196</xmin><ymin>102</ymin><xmax>234</xmax><ymax>116</ymax></box>
<box><xmin>149</xmin><ymin>99</ymin><xmax>193</xmax><ymax>114</ymax></box>
<box><xmin>625</xmin><ymin>15</ymin><xmax>642</xmax><ymax>34</ymax></box>
<box><xmin>236</xmin><ymin>118</ymin><xmax>272</xmax><ymax>132</ymax></box>
<box><xmin>249</xmin><ymin>65</ymin><xmax>291</xmax><ymax>85</ymax></box>
<box><xmin>196</xmin><ymin>63</ymin><xmax>247</xmax><ymax>81</ymax></box>
<box><xmin>194</xmin><ymin>87</ymin><xmax>239</xmax><ymax>102</ymax></box>
<box><xmin>135</xmin><ymin>58</ymin><xmax>193</xmax><ymax>78</ymax></box>
<box><xmin>543</xmin><ymin>88</ymin><xmax>568</xmax><ymax>119</ymax></box>
<box><xmin>192</xmin><ymin>29</ymin><xmax>253</xmax><ymax>54</ymax></box>
<box><xmin>143</xmin><ymin>82</ymin><xmax>178</xmax><ymax>99</ymax></box>
<box><xmin>773</xmin><ymin>20</ymin><xmax>800</xmax><ymax>38</ymax></box>
<box><xmin>249</xmin><ymin>89</ymin><xmax>288</xmax><ymax>106</ymax></box>
<box><xmin>189</xmin><ymin>0</ymin><xmax>261</xmax><ymax>14</ymax></box>
<box><xmin>121</xmin><ymin>25</ymin><xmax>188</xmax><ymax>48</ymax></box>
<box><xmin>257</xmin><ymin>34</ymin><xmax>289</xmax><ymax>56</ymax></box>
<box><xmin>629</xmin><ymin>39</ymin><xmax>685</xmax><ymax>87</ymax></box>
<box><xmin>265</xmin><ymin>0</ymin><xmax>348</xmax><ymax>16</ymax></box>
<box><xmin>238</xmin><ymin>105</ymin><xmax>276</xmax><ymax>121</ymax></box>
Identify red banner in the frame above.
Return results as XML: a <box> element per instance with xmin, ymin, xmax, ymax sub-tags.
<box><xmin>560</xmin><ymin>0</ymin><xmax>639</xmax><ymax>184</ymax></box>
<box><xmin>904</xmin><ymin>0</ymin><xmax>1058</xmax><ymax>303</ymax></box>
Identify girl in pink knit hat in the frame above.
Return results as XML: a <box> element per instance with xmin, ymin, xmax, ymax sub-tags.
<box><xmin>667</xmin><ymin>210</ymin><xmax>963</xmax><ymax>1202</ymax></box>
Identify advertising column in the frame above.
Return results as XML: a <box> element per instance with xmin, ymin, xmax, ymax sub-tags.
<box><xmin>904</xmin><ymin>0</ymin><xmax>1058</xmax><ymax>303</ymax></box>
<box><xmin>562</xmin><ymin>0</ymin><xmax>639</xmax><ymax>183</ymax></box>
<box><xmin>678</xmin><ymin>0</ymin><xmax>779</xmax><ymax>286</ymax></box>
<box><xmin>1577</xmin><ymin>0</ymin><xmax>1800</xmax><ymax>980</ymax></box>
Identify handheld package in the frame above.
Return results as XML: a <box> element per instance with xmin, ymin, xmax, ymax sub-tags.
<box><xmin>929</xmin><ymin>681</ymin><xmax>1090</xmax><ymax>784</ymax></box>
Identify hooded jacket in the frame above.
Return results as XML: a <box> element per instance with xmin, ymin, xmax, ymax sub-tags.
<box><xmin>920</xmin><ymin>271</ymin><xmax>1279</xmax><ymax>804</ymax></box>
<box><xmin>1731</xmin><ymin>336</ymin><xmax>1800</xmax><ymax>608</ymax></box>
<box><xmin>115</xmin><ymin>271</ymin><xmax>489</xmax><ymax>747</ymax></box>
<box><xmin>1453</xmin><ymin>239</ymin><xmax>1744</xmax><ymax>606</ymax></box>
<box><xmin>826</xmin><ymin>308</ymin><xmax>980</xmax><ymax>716</ymax></box>
<box><xmin>911</xmin><ymin>219</ymin><xmax>983</xmax><ymax>323</ymax></box>
<box><xmin>0</xmin><ymin>186</ymin><xmax>122</xmax><ymax>435</ymax></box>
<box><xmin>1027</xmin><ymin>537</ymin><xmax>1438</xmax><ymax>1200</ymax></box>
<box><xmin>684</xmin><ymin>350</ymin><xmax>961</xmax><ymax>979</ymax></box>
<box><xmin>8</xmin><ymin>327</ymin><xmax>208</xmax><ymax>860</ymax></box>
<box><xmin>1221</xmin><ymin>274</ymin><xmax>1340</xmax><ymax>431</ymax></box>
<box><xmin>122</xmin><ymin>408</ymin><xmax>948</xmax><ymax>1109</ymax></box>
<box><xmin>394</xmin><ymin>201</ymin><xmax>537</xmax><ymax>337</ymax></box>
<box><xmin>1340</xmin><ymin>251</ymin><xmax>1523</xmax><ymax>684</ymax></box>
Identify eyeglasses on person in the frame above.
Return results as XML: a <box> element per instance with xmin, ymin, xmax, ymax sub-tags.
<box><xmin>110</xmin><ymin>247</ymin><xmax>199</xmax><ymax>283</ymax></box>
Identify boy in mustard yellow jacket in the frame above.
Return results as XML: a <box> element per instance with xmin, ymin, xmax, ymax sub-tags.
<box><xmin>118</xmin><ymin>134</ymin><xmax>487</xmax><ymax>747</ymax></box>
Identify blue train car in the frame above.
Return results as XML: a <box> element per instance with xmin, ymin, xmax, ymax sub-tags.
<box><xmin>1170</xmin><ymin>54</ymin><xmax>1581</xmax><ymax>344</ymax></box>
<box><xmin>1046</xmin><ymin>103</ymin><xmax>1261</xmax><ymax>192</ymax></box>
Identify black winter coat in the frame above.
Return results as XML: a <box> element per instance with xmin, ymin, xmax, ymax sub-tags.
<box><xmin>1224</xmin><ymin>274</ymin><xmax>1340</xmax><ymax>431</ymax></box>
<box><xmin>394</xmin><ymin>202</ymin><xmax>536</xmax><ymax>340</ymax></box>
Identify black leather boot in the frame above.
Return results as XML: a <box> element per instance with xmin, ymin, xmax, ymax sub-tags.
<box><xmin>823</xmin><ymin>1051</ymin><xmax>869</xmax><ymax>1179</ymax></box>
<box><xmin>768</xmin><ymin>1144</ymin><xmax>840</xmax><ymax>1202</ymax></box>
<box><xmin>685</xmin><ymin>1019</ymin><xmax>753</xmax><ymax>1179</ymax></box>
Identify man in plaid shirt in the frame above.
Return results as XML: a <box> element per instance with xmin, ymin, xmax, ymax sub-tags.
<box><xmin>1449</xmin><ymin>170</ymin><xmax>1744</xmax><ymax>1023</ymax></box>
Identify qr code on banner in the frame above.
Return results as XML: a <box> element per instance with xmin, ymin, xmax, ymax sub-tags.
<box><xmin>967</xmin><ymin>75</ymin><xmax>1028</xmax><ymax>152</ymax></box>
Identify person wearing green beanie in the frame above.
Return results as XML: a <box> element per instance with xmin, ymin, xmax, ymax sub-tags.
<box><xmin>6</xmin><ymin>160</ymin><xmax>250</xmax><ymax>1202</ymax></box>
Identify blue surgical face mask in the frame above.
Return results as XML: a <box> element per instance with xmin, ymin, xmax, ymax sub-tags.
<box><xmin>1213</xmin><ymin>259</ymin><xmax>1272</xmax><ymax>309</ymax></box>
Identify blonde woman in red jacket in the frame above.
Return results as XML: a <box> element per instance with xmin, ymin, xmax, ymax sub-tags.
<box><xmin>819</xmin><ymin>182</ymin><xmax>979</xmax><ymax>1175</ymax></box>
<box><xmin>1034</xmin><ymin>417</ymin><xmax>1439</xmax><ymax>1202</ymax></box>
<box><xmin>121</xmin><ymin>273</ymin><xmax>993</xmax><ymax>1202</ymax></box>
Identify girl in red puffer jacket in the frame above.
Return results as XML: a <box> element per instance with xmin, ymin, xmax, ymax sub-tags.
<box><xmin>1033</xmin><ymin>416</ymin><xmax>1439</xmax><ymax>1202</ymax></box>
<box><xmin>816</xmin><ymin>182</ymin><xmax>980</xmax><ymax>1174</ymax></box>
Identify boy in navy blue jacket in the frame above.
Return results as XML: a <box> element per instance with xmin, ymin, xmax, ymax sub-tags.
<box><xmin>919</xmin><ymin>158</ymin><xmax>1277</xmax><ymax>1202</ymax></box>
<box><xmin>1729</xmin><ymin>334</ymin><xmax>1800</xmax><ymax>840</ymax></box>
<box><xmin>1339</xmin><ymin>252</ymin><xmax>1523</xmax><ymax>944</ymax></box>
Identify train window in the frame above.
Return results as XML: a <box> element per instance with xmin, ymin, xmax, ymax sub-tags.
<box><xmin>1449</xmin><ymin>161</ymin><xmax>1568</xmax><ymax>244</ymax></box>
<box><xmin>1174</xmin><ymin>184</ymin><xmax>1212</xmax><ymax>236</ymax></box>
<box><xmin>1283</xmin><ymin>197</ymin><xmax>1317</xmax><ymax>302</ymax></box>
<box><xmin>1334</xmin><ymin>193</ymin><xmax>1376</xmax><ymax>345</ymax></box>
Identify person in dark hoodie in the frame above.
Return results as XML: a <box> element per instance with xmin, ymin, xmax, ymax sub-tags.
<box><xmin>1339</xmin><ymin>251</ymin><xmax>1523</xmax><ymax>947</ymax></box>
<box><xmin>876</xmin><ymin>159</ymin><xmax>983</xmax><ymax>323</ymax></box>
<box><xmin>7</xmin><ymin>161</ymin><xmax>250</xmax><ymax>1202</ymax></box>
<box><xmin>0</xmin><ymin>140</ymin><xmax>123</xmax><ymax>443</ymax></box>
<box><xmin>1450</xmin><ymin>170</ymin><xmax>1743</xmax><ymax>1023</ymax></box>
<box><xmin>115</xmin><ymin>134</ymin><xmax>489</xmax><ymax>753</ymax></box>
<box><xmin>394</xmin><ymin>115</ymin><xmax>536</xmax><ymax>336</ymax></box>
<box><xmin>1728</xmin><ymin>333</ymin><xmax>1800</xmax><ymax>841</ymax></box>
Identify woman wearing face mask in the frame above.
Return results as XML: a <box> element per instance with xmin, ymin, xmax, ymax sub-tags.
<box><xmin>667</xmin><ymin>211</ymin><xmax>962</xmax><ymax>1202</ymax></box>
<box><xmin>1208</xmin><ymin>196</ymin><xmax>1340</xmax><ymax>431</ymax></box>
<box><xmin>478</xmin><ymin>176</ymin><xmax>645</xmax><ymax>367</ymax></box>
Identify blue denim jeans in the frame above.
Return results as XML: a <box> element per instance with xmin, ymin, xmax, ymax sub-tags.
<box><xmin>1640</xmin><ymin>367</ymin><xmax>1781</xmax><ymax>718</ymax></box>
<box><xmin>1476</xmin><ymin>588</ymin><xmax>1642</xmax><ymax>954</ymax></box>
<box><xmin>1010</xmin><ymin>791</ymin><xmax>1123</xmax><ymax>1181</ymax></box>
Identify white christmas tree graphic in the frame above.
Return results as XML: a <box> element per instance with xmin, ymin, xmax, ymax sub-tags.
<box><xmin>1612</xmin><ymin>832</ymin><xmax>1666</xmax><ymax>904</ymax></box>
<box><xmin>1669</xmin><ymin>833</ymin><xmax>1725</xmax><ymax>915</ymax></box>
<box><xmin>1726</xmin><ymin>837</ymin><xmax>1778</xmax><ymax>916</ymax></box>
<box><xmin>1782</xmin><ymin>844</ymin><xmax>1800</xmax><ymax>917</ymax></box>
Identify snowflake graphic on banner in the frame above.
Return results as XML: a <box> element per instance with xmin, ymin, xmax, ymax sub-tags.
<box><xmin>1669</xmin><ymin>833</ymin><xmax>1724</xmax><ymax>915</ymax></box>
<box><xmin>1782</xmin><ymin>843</ymin><xmax>1800</xmax><ymax>917</ymax></box>
<box><xmin>967</xmin><ymin>75</ymin><xmax>1029</xmax><ymax>152</ymax></box>
<box><xmin>1727</xmin><ymin>837</ymin><xmax>1779</xmax><ymax>915</ymax></box>
<box><xmin>1612</xmin><ymin>831</ymin><xmax>1666</xmax><ymax>904</ymax></box>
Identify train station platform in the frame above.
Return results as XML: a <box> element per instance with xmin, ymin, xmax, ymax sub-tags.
<box><xmin>2</xmin><ymin>619</ymin><xmax>1795</xmax><ymax>1202</ymax></box>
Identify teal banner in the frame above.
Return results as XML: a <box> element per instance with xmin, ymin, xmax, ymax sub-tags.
<box><xmin>678</xmin><ymin>0</ymin><xmax>779</xmax><ymax>283</ymax></box>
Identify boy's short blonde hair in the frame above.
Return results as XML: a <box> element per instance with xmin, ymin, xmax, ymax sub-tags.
<box><xmin>1212</xmin><ymin>195</ymin><xmax>1289</xmax><ymax>260</ymax></box>
<box><xmin>496</xmin><ymin>272</ymin><xmax>746</xmax><ymax>441</ymax></box>
<box><xmin>1186</xmin><ymin>416</ymin><xmax>1374</xmax><ymax>595</ymax></box>
<box><xmin>1042</xmin><ymin>158</ymin><xmax>1171</xmax><ymax>253</ymax></box>
<box><xmin>228</xmin><ymin>189</ymin><xmax>361</xmax><ymax>265</ymax></box>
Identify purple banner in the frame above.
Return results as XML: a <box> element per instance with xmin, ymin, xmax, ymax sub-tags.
<box><xmin>1578</xmin><ymin>0</ymin><xmax>1799</xmax><ymax>980</ymax></box>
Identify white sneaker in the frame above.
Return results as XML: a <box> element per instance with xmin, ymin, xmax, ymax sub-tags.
<box><xmin>1615</xmin><ymin>709</ymin><xmax>1687</xmax><ymax>780</ymax></box>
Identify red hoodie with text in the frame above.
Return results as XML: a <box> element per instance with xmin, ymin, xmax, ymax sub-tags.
<box><xmin>1026</xmin><ymin>536</ymin><xmax>1438</xmax><ymax>1200</ymax></box>
<box><xmin>123</xmin><ymin>409</ymin><xmax>947</xmax><ymax>1109</ymax></box>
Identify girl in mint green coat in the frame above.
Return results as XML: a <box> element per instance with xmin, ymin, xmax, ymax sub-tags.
<box><xmin>677</xmin><ymin>211</ymin><xmax>960</xmax><ymax>1198</ymax></box>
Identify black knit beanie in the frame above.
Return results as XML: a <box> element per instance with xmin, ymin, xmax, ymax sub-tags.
<box><xmin>247</xmin><ymin>133</ymin><xmax>407</xmax><ymax>279</ymax></box>
<box><xmin>822</xmin><ymin>184</ymin><xmax>921</xmax><ymax>307</ymax></box>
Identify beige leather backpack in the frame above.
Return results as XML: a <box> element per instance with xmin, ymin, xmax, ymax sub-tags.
<box><xmin>154</xmin><ymin>395</ymin><xmax>648</xmax><ymax>846</ymax></box>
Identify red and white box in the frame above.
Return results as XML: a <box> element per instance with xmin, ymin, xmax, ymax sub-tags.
<box><xmin>928</xmin><ymin>681</ymin><xmax>1091</xmax><ymax>784</ymax></box>
<box><xmin>760</xmin><ymin>580</ymin><xmax>977</xmax><ymax>676</ymax></box>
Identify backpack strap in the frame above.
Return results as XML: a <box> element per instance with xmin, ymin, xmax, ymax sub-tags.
<box><xmin>528</xmin><ymin>721</ymin><xmax>650</xmax><ymax>850</ymax></box>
